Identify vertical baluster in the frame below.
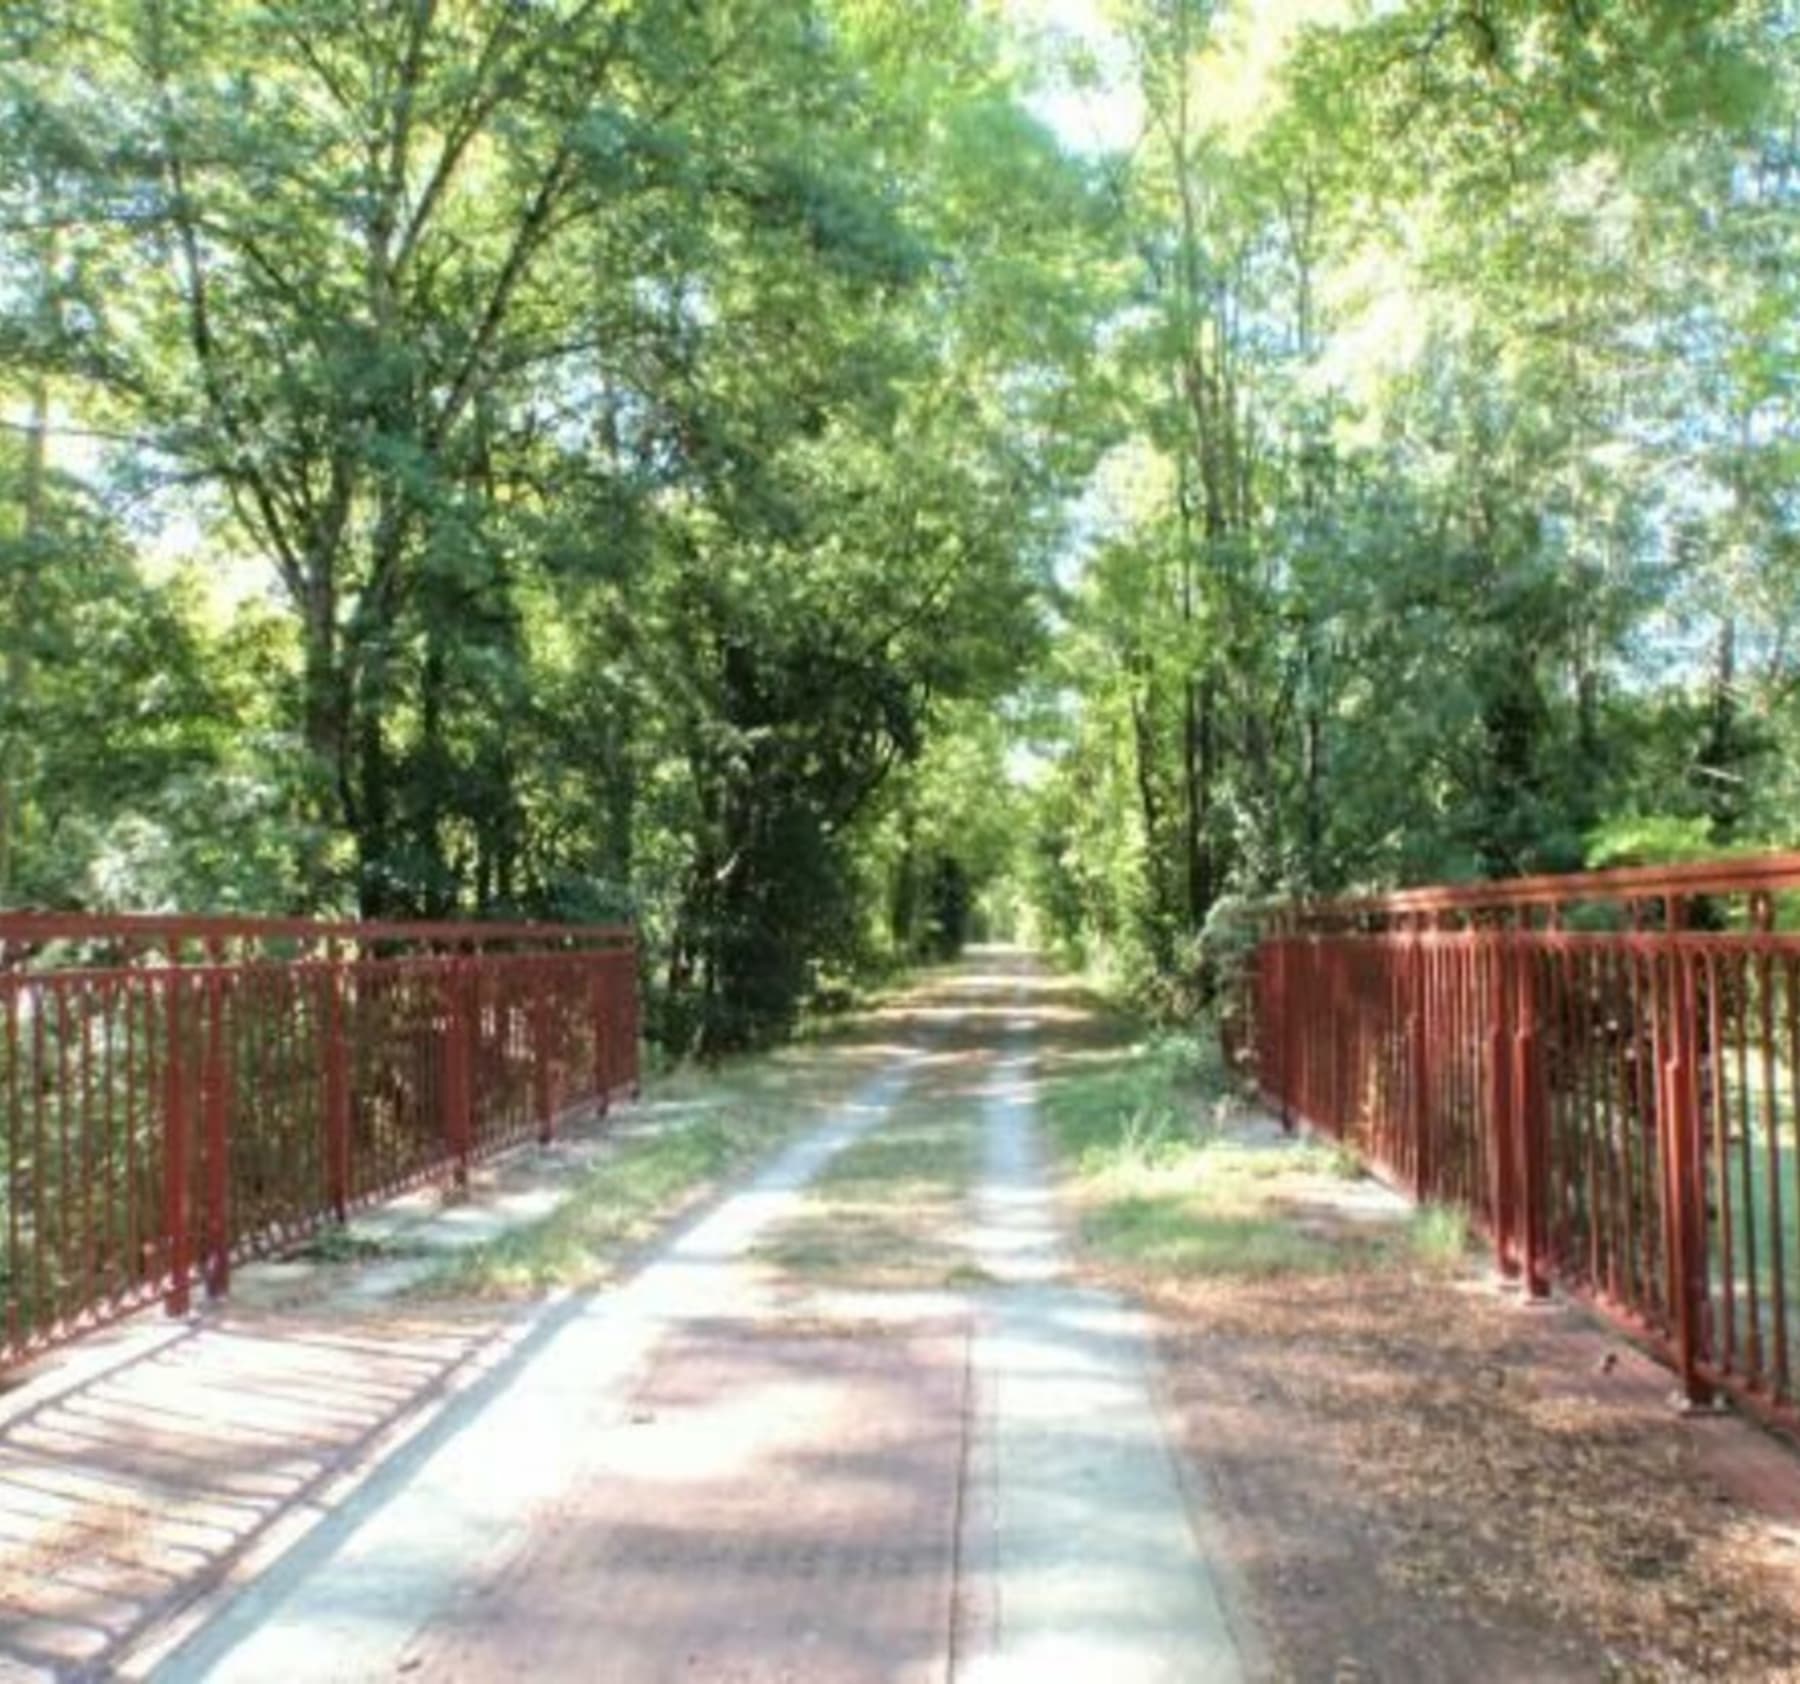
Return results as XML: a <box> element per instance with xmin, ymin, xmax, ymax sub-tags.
<box><xmin>163</xmin><ymin>958</ymin><xmax>190</xmax><ymax>1319</ymax></box>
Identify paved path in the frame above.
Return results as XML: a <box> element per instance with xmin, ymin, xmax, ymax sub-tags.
<box><xmin>956</xmin><ymin>983</ymin><xmax>1250</xmax><ymax>1682</ymax></box>
<box><xmin>0</xmin><ymin>1077</ymin><xmax>702</xmax><ymax>1681</ymax></box>
<box><xmin>140</xmin><ymin>952</ymin><xmax>1250</xmax><ymax>1683</ymax></box>
<box><xmin>150</xmin><ymin>1050</ymin><xmax>937</xmax><ymax>1683</ymax></box>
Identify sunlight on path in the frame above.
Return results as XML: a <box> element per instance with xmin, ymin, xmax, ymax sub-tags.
<box><xmin>956</xmin><ymin>958</ymin><xmax>1255</xmax><ymax>1683</ymax></box>
<box><xmin>151</xmin><ymin>1049</ymin><xmax>931</xmax><ymax>1682</ymax></box>
<box><xmin>144</xmin><ymin>955</ymin><xmax>1262</xmax><ymax>1683</ymax></box>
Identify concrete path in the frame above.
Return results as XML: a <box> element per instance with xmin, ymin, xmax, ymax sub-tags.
<box><xmin>0</xmin><ymin>1098</ymin><xmax>656</xmax><ymax>1682</ymax></box>
<box><xmin>955</xmin><ymin>979</ymin><xmax>1251</xmax><ymax>1682</ymax></box>
<box><xmin>117</xmin><ymin>952</ymin><xmax>1253</xmax><ymax>1683</ymax></box>
<box><xmin>149</xmin><ymin>1050</ymin><xmax>933</xmax><ymax>1682</ymax></box>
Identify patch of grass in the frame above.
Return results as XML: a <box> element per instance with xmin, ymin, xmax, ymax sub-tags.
<box><xmin>812</xmin><ymin>1114</ymin><xmax>968</xmax><ymax>1201</ymax></box>
<box><xmin>414</xmin><ymin>1035</ymin><xmax>882</xmax><ymax>1299</ymax></box>
<box><xmin>1069</xmin><ymin>1138</ymin><xmax>1399</xmax><ymax>1283</ymax></box>
<box><xmin>1323</xmin><ymin>1140</ymin><xmax>1364</xmax><ymax>1180</ymax></box>
<box><xmin>1040</xmin><ymin>1032</ymin><xmax>1192</xmax><ymax>1171</ymax></box>
<box><xmin>1040</xmin><ymin>1018</ymin><xmax>1228</xmax><ymax>1184</ymax></box>
<box><xmin>1196</xmin><ymin>1137</ymin><xmax>1361</xmax><ymax>1183</ymax></box>
<box><xmin>1039</xmin><ymin>994</ymin><xmax>1423</xmax><ymax>1286</ymax></box>
<box><xmin>416</xmin><ymin>1115</ymin><xmax>761</xmax><ymax>1297</ymax></box>
<box><xmin>756</xmin><ymin>1209</ymin><xmax>922</xmax><ymax>1281</ymax></box>
<box><xmin>755</xmin><ymin>1068</ymin><xmax>978</xmax><ymax>1289</ymax></box>
<box><xmin>1409</xmin><ymin>1202</ymin><xmax>1472</xmax><ymax>1272</ymax></box>
<box><xmin>1085</xmin><ymin>1194</ymin><xmax>1349</xmax><ymax>1278</ymax></box>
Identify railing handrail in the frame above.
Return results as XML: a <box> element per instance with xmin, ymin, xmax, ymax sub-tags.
<box><xmin>1275</xmin><ymin>847</ymin><xmax>1800</xmax><ymax>926</ymax></box>
<box><xmin>1246</xmin><ymin>844</ymin><xmax>1800</xmax><ymax>1432</ymax></box>
<box><xmin>0</xmin><ymin>906</ymin><xmax>642</xmax><ymax>1370</ymax></box>
<box><xmin>0</xmin><ymin>909</ymin><xmax>635</xmax><ymax>953</ymax></box>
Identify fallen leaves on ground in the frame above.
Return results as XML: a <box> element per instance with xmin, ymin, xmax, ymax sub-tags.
<box><xmin>1152</xmin><ymin>1260</ymin><xmax>1800</xmax><ymax>1682</ymax></box>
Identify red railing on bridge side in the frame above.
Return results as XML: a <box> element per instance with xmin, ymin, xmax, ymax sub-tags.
<box><xmin>1250</xmin><ymin>853</ymin><xmax>1800</xmax><ymax>1431</ymax></box>
<box><xmin>0</xmin><ymin>912</ymin><xmax>639</xmax><ymax>1369</ymax></box>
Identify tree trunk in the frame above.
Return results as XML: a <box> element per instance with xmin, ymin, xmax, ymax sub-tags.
<box><xmin>355</xmin><ymin>649</ymin><xmax>394</xmax><ymax>917</ymax></box>
<box><xmin>1183</xmin><ymin>677</ymin><xmax>1205</xmax><ymax>927</ymax></box>
<box><xmin>297</xmin><ymin>574</ymin><xmax>350</xmax><ymax>903</ymax></box>
<box><xmin>1301</xmin><ymin>639</ymin><xmax>1325</xmax><ymax>891</ymax></box>
<box><xmin>0</xmin><ymin>370</ymin><xmax>47</xmax><ymax>903</ymax></box>
<box><xmin>1699</xmin><ymin>615</ymin><xmax>1744</xmax><ymax>841</ymax></box>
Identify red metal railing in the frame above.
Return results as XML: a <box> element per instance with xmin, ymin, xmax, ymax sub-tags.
<box><xmin>1250</xmin><ymin>853</ymin><xmax>1800</xmax><ymax>1430</ymax></box>
<box><xmin>0</xmin><ymin>913</ymin><xmax>638</xmax><ymax>1368</ymax></box>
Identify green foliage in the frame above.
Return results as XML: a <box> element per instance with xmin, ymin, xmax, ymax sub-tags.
<box><xmin>1022</xmin><ymin>0</ymin><xmax>1800</xmax><ymax>1001</ymax></box>
<box><xmin>1586</xmin><ymin>815</ymin><xmax>1725</xmax><ymax>871</ymax></box>
<box><xmin>5</xmin><ymin>0</ymin><xmax>1800</xmax><ymax>1055</ymax></box>
<box><xmin>0</xmin><ymin>0</ymin><xmax>1106</xmax><ymax>1052</ymax></box>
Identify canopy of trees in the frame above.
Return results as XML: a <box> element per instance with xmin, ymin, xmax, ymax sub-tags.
<box><xmin>1023</xmin><ymin>0</ymin><xmax>1800</xmax><ymax>1002</ymax></box>
<box><xmin>4</xmin><ymin>0</ymin><xmax>1798</xmax><ymax>1037</ymax></box>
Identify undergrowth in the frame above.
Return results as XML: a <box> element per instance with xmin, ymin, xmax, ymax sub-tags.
<box><xmin>413</xmin><ymin>1041</ymin><xmax>872</xmax><ymax>1299</ymax></box>
<box><xmin>1041</xmin><ymin>1009</ymin><xmax>1472</xmax><ymax>1283</ymax></box>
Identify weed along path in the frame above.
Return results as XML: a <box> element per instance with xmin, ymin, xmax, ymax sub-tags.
<box><xmin>127</xmin><ymin>950</ymin><xmax>1260</xmax><ymax>1684</ymax></box>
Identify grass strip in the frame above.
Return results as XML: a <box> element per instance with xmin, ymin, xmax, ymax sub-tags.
<box><xmin>752</xmin><ymin>1077</ymin><xmax>979</xmax><ymax>1290</ymax></box>
<box><xmin>413</xmin><ymin>1034</ymin><xmax>897</xmax><ymax>1299</ymax></box>
<box><xmin>1037</xmin><ymin>990</ymin><xmax>1469</xmax><ymax>1283</ymax></box>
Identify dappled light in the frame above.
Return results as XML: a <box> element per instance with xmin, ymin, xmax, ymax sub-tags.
<box><xmin>3</xmin><ymin>0</ymin><xmax>1800</xmax><ymax>1675</ymax></box>
<box><xmin>0</xmin><ymin>1311</ymin><xmax>494</xmax><ymax>1675</ymax></box>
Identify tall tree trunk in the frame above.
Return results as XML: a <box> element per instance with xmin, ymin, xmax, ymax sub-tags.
<box><xmin>1301</xmin><ymin>636</ymin><xmax>1325</xmax><ymax>889</ymax></box>
<box><xmin>355</xmin><ymin>687</ymin><xmax>392</xmax><ymax>917</ymax></box>
<box><xmin>0</xmin><ymin>370</ymin><xmax>47</xmax><ymax>903</ymax></box>
<box><xmin>1699</xmin><ymin>615</ymin><xmax>1744</xmax><ymax>841</ymax></box>
<box><xmin>1129</xmin><ymin>675</ymin><xmax>1176</xmax><ymax>974</ymax></box>
<box><xmin>417</xmin><ymin>627</ymin><xmax>450</xmax><ymax>914</ymax></box>
<box><xmin>298</xmin><ymin>574</ymin><xmax>349</xmax><ymax>904</ymax></box>
<box><xmin>1183</xmin><ymin>677</ymin><xmax>1206</xmax><ymax>925</ymax></box>
<box><xmin>352</xmin><ymin>485</ymin><xmax>412</xmax><ymax>917</ymax></box>
<box><xmin>1193</xmin><ymin>674</ymin><xmax>1216</xmax><ymax>925</ymax></box>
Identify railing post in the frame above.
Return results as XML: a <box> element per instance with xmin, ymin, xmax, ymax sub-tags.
<box><xmin>1410</xmin><ymin>927</ymin><xmax>1430</xmax><ymax>1200</ymax></box>
<box><xmin>624</xmin><ymin>941</ymin><xmax>641</xmax><ymax>1098</ymax></box>
<box><xmin>202</xmin><ymin>939</ymin><xmax>231</xmax><ymax>1300</ymax></box>
<box><xmin>1299</xmin><ymin>937</ymin><xmax>1315</xmax><ymax>1127</ymax></box>
<box><xmin>444</xmin><ymin>955</ymin><xmax>474</xmax><ymax>1188</ymax></box>
<box><xmin>1512</xmin><ymin>938</ymin><xmax>1550</xmax><ymax>1298</ymax></box>
<box><xmin>324</xmin><ymin>939</ymin><xmax>351</xmax><ymax>1221</ymax></box>
<box><xmin>533</xmin><ymin>961</ymin><xmax>555</xmax><ymax>1146</ymax></box>
<box><xmin>1277</xmin><ymin>938</ymin><xmax>1295</xmax><ymax>1130</ymax></box>
<box><xmin>591</xmin><ymin>956</ymin><xmax>612</xmax><ymax>1119</ymax></box>
<box><xmin>162</xmin><ymin>953</ymin><xmax>191</xmax><ymax>1319</ymax></box>
<box><xmin>1661</xmin><ymin>899</ymin><xmax>1712</xmax><ymax>1406</ymax></box>
<box><xmin>1487</xmin><ymin>933</ymin><xmax>1519</xmax><ymax>1280</ymax></box>
<box><xmin>1328</xmin><ymin>945</ymin><xmax>1345</xmax><ymax>1136</ymax></box>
